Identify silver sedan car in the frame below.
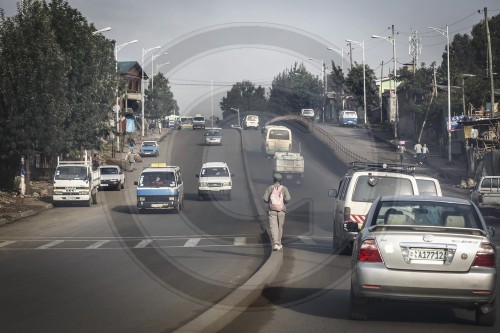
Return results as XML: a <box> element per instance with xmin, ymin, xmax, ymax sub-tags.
<box><xmin>347</xmin><ymin>195</ymin><xmax>496</xmax><ymax>326</ymax></box>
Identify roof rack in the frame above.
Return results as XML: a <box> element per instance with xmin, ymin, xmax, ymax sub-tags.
<box><xmin>348</xmin><ymin>161</ymin><xmax>415</xmax><ymax>174</ymax></box>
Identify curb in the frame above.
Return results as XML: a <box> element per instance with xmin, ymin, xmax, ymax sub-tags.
<box><xmin>0</xmin><ymin>202</ymin><xmax>53</xmax><ymax>227</ymax></box>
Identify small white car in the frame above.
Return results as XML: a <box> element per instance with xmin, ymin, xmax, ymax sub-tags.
<box><xmin>243</xmin><ymin>115</ymin><xmax>259</xmax><ymax>129</ymax></box>
<box><xmin>99</xmin><ymin>165</ymin><xmax>125</xmax><ymax>191</ymax></box>
<box><xmin>300</xmin><ymin>108</ymin><xmax>315</xmax><ymax>120</ymax></box>
<box><xmin>196</xmin><ymin>162</ymin><xmax>233</xmax><ymax>200</ymax></box>
<box><xmin>204</xmin><ymin>129</ymin><xmax>222</xmax><ymax>145</ymax></box>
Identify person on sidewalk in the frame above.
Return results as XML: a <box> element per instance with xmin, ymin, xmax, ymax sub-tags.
<box><xmin>421</xmin><ymin>144</ymin><xmax>429</xmax><ymax>164</ymax></box>
<box><xmin>262</xmin><ymin>173</ymin><xmax>291</xmax><ymax>251</ymax></box>
<box><xmin>397</xmin><ymin>142</ymin><xmax>406</xmax><ymax>163</ymax></box>
<box><xmin>414</xmin><ymin>141</ymin><xmax>423</xmax><ymax>164</ymax></box>
<box><xmin>126</xmin><ymin>151</ymin><xmax>136</xmax><ymax>171</ymax></box>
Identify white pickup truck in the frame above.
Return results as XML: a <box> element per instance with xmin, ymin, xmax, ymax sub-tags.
<box><xmin>273</xmin><ymin>151</ymin><xmax>304</xmax><ymax>184</ymax></box>
<box><xmin>470</xmin><ymin>176</ymin><xmax>500</xmax><ymax>213</ymax></box>
<box><xmin>99</xmin><ymin>165</ymin><xmax>125</xmax><ymax>191</ymax></box>
<box><xmin>52</xmin><ymin>152</ymin><xmax>100</xmax><ymax>207</ymax></box>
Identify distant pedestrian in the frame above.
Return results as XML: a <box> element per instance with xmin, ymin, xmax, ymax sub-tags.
<box><xmin>127</xmin><ymin>137</ymin><xmax>136</xmax><ymax>152</ymax></box>
<box><xmin>398</xmin><ymin>143</ymin><xmax>406</xmax><ymax>163</ymax></box>
<box><xmin>92</xmin><ymin>153</ymin><xmax>100</xmax><ymax>170</ymax></box>
<box><xmin>262</xmin><ymin>173</ymin><xmax>291</xmax><ymax>251</ymax></box>
<box><xmin>421</xmin><ymin>144</ymin><xmax>429</xmax><ymax>164</ymax></box>
<box><xmin>127</xmin><ymin>151</ymin><xmax>136</xmax><ymax>171</ymax></box>
<box><xmin>158</xmin><ymin>120</ymin><xmax>162</xmax><ymax>134</ymax></box>
<box><xmin>414</xmin><ymin>142</ymin><xmax>423</xmax><ymax>164</ymax></box>
<box><xmin>149</xmin><ymin>122</ymin><xmax>155</xmax><ymax>135</ymax></box>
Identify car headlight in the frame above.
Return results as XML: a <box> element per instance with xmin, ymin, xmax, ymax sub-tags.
<box><xmin>200</xmin><ymin>182</ymin><xmax>208</xmax><ymax>187</ymax></box>
<box><xmin>223</xmin><ymin>181</ymin><xmax>231</xmax><ymax>186</ymax></box>
<box><xmin>138</xmin><ymin>197</ymin><xmax>145</xmax><ymax>202</ymax></box>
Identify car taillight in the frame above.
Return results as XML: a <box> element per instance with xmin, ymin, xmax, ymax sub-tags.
<box><xmin>358</xmin><ymin>239</ymin><xmax>382</xmax><ymax>262</ymax></box>
<box><xmin>472</xmin><ymin>242</ymin><xmax>496</xmax><ymax>267</ymax></box>
<box><xmin>343</xmin><ymin>206</ymin><xmax>351</xmax><ymax>222</ymax></box>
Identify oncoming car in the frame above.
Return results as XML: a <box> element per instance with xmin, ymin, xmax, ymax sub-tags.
<box><xmin>99</xmin><ymin>165</ymin><xmax>125</xmax><ymax>191</ymax></box>
<box><xmin>196</xmin><ymin>162</ymin><xmax>233</xmax><ymax>200</ymax></box>
<box><xmin>140</xmin><ymin>141</ymin><xmax>160</xmax><ymax>157</ymax></box>
<box><xmin>204</xmin><ymin>129</ymin><xmax>222</xmax><ymax>145</ymax></box>
<box><xmin>347</xmin><ymin>195</ymin><xmax>496</xmax><ymax>326</ymax></box>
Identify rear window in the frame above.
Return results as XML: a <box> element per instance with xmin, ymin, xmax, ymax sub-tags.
<box><xmin>372</xmin><ymin>201</ymin><xmax>481</xmax><ymax>229</ymax></box>
<box><xmin>416</xmin><ymin>179</ymin><xmax>439</xmax><ymax>196</ymax></box>
<box><xmin>142</xmin><ymin>141</ymin><xmax>156</xmax><ymax>146</ymax></box>
<box><xmin>343</xmin><ymin>112</ymin><xmax>357</xmax><ymax>118</ymax></box>
<box><xmin>247</xmin><ymin>115</ymin><xmax>258</xmax><ymax>121</ymax></box>
<box><xmin>194</xmin><ymin>117</ymin><xmax>204</xmax><ymax>121</ymax></box>
<box><xmin>481</xmin><ymin>178</ymin><xmax>500</xmax><ymax>188</ymax></box>
<box><xmin>351</xmin><ymin>176</ymin><xmax>414</xmax><ymax>202</ymax></box>
<box><xmin>100</xmin><ymin>167</ymin><xmax>118</xmax><ymax>175</ymax></box>
<box><xmin>268</xmin><ymin>129</ymin><xmax>290</xmax><ymax>140</ymax></box>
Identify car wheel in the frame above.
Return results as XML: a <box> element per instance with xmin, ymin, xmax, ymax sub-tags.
<box><xmin>348</xmin><ymin>286</ymin><xmax>368</xmax><ymax>321</ymax></box>
<box><xmin>226</xmin><ymin>193</ymin><xmax>231</xmax><ymax>201</ymax></box>
<box><xmin>121</xmin><ymin>182</ymin><xmax>125</xmax><ymax>189</ymax></box>
<box><xmin>198</xmin><ymin>192</ymin><xmax>204</xmax><ymax>201</ymax></box>
<box><xmin>86</xmin><ymin>197</ymin><xmax>92</xmax><ymax>207</ymax></box>
<box><xmin>138</xmin><ymin>208</ymin><xmax>144</xmax><ymax>214</ymax></box>
<box><xmin>92</xmin><ymin>190</ymin><xmax>98</xmax><ymax>204</ymax></box>
<box><xmin>476</xmin><ymin>301</ymin><xmax>496</xmax><ymax>326</ymax></box>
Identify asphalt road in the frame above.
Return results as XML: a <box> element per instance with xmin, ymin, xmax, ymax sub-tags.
<box><xmin>0</xmin><ymin>121</ymin><xmax>498</xmax><ymax>332</ymax></box>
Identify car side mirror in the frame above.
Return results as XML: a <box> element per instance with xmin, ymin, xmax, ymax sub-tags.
<box><xmin>133</xmin><ymin>181</ymin><xmax>138</xmax><ymax>186</ymax></box>
<box><xmin>487</xmin><ymin>226</ymin><xmax>495</xmax><ymax>237</ymax></box>
<box><xmin>195</xmin><ymin>174</ymin><xmax>199</xmax><ymax>178</ymax></box>
<box><xmin>344</xmin><ymin>221</ymin><xmax>359</xmax><ymax>232</ymax></box>
<box><xmin>328</xmin><ymin>189</ymin><xmax>338</xmax><ymax>198</ymax></box>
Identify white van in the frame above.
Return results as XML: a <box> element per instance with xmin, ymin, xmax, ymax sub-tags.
<box><xmin>263</xmin><ymin>125</ymin><xmax>292</xmax><ymax>155</ymax></box>
<box><xmin>328</xmin><ymin>163</ymin><xmax>421</xmax><ymax>254</ymax></box>
<box><xmin>301</xmin><ymin>108</ymin><xmax>315</xmax><ymax>120</ymax></box>
<box><xmin>339</xmin><ymin>110</ymin><xmax>358</xmax><ymax>126</ymax></box>
<box><xmin>243</xmin><ymin>115</ymin><xmax>259</xmax><ymax>129</ymax></box>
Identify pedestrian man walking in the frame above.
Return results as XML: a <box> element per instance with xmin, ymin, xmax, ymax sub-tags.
<box><xmin>413</xmin><ymin>141</ymin><xmax>423</xmax><ymax>164</ymax></box>
<box><xmin>262</xmin><ymin>173</ymin><xmax>291</xmax><ymax>251</ymax></box>
<box><xmin>397</xmin><ymin>142</ymin><xmax>406</xmax><ymax>163</ymax></box>
<box><xmin>421</xmin><ymin>144</ymin><xmax>429</xmax><ymax>164</ymax></box>
<box><xmin>127</xmin><ymin>151</ymin><xmax>136</xmax><ymax>171</ymax></box>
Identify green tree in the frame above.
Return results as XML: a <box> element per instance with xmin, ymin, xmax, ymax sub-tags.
<box><xmin>144</xmin><ymin>74</ymin><xmax>179</xmax><ymax>121</ymax></box>
<box><xmin>268</xmin><ymin>63</ymin><xmax>323</xmax><ymax>115</ymax></box>
<box><xmin>219</xmin><ymin>80</ymin><xmax>267</xmax><ymax>118</ymax></box>
<box><xmin>0</xmin><ymin>0</ymin><xmax>117</xmax><ymax>190</ymax></box>
<box><xmin>344</xmin><ymin>62</ymin><xmax>378</xmax><ymax>117</ymax></box>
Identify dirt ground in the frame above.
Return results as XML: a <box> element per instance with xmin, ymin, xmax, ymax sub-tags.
<box><xmin>0</xmin><ymin>180</ymin><xmax>53</xmax><ymax>222</ymax></box>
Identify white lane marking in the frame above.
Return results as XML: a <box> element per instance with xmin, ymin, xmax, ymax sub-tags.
<box><xmin>298</xmin><ymin>236</ymin><xmax>317</xmax><ymax>245</ymax></box>
<box><xmin>234</xmin><ymin>237</ymin><xmax>246</xmax><ymax>246</ymax></box>
<box><xmin>85</xmin><ymin>240</ymin><xmax>110</xmax><ymax>249</ymax></box>
<box><xmin>184</xmin><ymin>238</ymin><xmax>201</xmax><ymax>247</ymax></box>
<box><xmin>134</xmin><ymin>239</ymin><xmax>153</xmax><ymax>248</ymax></box>
<box><xmin>37</xmin><ymin>240</ymin><xmax>64</xmax><ymax>249</ymax></box>
<box><xmin>0</xmin><ymin>241</ymin><xmax>16</xmax><ymax>248</ymax></box>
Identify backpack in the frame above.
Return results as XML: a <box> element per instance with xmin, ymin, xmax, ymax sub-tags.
<box><xmin>269</xmin><ymin>185</ymin><xmax>284</xmax><ymax>211</ymax></box>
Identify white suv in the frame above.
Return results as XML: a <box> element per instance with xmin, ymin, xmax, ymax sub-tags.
<box><xmin>196</xmin><ymin>162</ymin><xmax>233</xmax><ymax>200</ymax></box>
<box><xmin>328</xmin><ymin>162</ymin><xmax>431</xmax><ymax>254</ymax></box>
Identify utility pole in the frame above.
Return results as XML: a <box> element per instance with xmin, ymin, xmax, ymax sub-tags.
<box><xmin>347</xmin><ymin>42</ymin><xmax>353</xmax><ymax>69</ymax></box>
<box><xmin>380</xmin><ymin>61</ymin><xmax>384</xmax><ymax>124</ymax></box>
<box><xmin>485</xmin><ymin>7</ymin><xmax>495</xmax><ymax>115</ymax></box>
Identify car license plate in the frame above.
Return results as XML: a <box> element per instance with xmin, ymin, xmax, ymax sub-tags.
<box><xmin>151</xmin><ymin>204</ymin><xmax>165</xmax><ymax>208</ymax></box>
<box><xmin>284</xmin><ymin>160</ymin><xmax>295</xmax><ymax>166</ymax></box>
<box><xmin>409</xmin><ymin>248</ymin><xmax>446</xmax><ymax>260</ymax></box>
<box><xmin>101</xmin><ymin>184</ymin><xmax>108</xmax><ymax>187</ymax></box>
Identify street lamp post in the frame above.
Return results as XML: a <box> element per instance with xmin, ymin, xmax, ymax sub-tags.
<box><xmin>428</xmin><ymin>25</ymin><xmax>451</xmax><ymax>163</ymax></box>
<box><xmin>327</xmin><ymin>47</ymin><xmax>344</xmax><ymax>74</ymax></box>
<box><xmin>141</xmin><ymin>45</ymin><xmax>161</xmax><ymax>138</ymax></box>
<box><xmin>345</xmin><ymin>39</ymin><xmax>367</xmax><ymax>124</ymax></box>
<box><xmin>114</xmin><ymin>39</ymin><xmax>138</xmax><ymax>154</ymax></box>
<box><xmin>372</xmin><ymin>30</ymin><xmax>397</xmax><ymax>138</ymax></box>
<box><xmin>309</xmin><ymin>57</ymin><xmax>326</xmax><ymax>122</ymax></box>
<box><xmin>230</xmin><ymin>107</ymin><xmax>241</xmax><ymax>128</ymax></box>
<box><xmin>461</xmin><ymin>74</ymin><xmax>475</xmax><ymax>116</ymax></box>
<box><xmin>92</xmin><ymin>27</ymin><xmax>111</xmax><ymax>35</ymax></box>
<box><xmin>151</xmin><ymin>52</ymin><xmax>168</xmax><ymax>91</ymax></box>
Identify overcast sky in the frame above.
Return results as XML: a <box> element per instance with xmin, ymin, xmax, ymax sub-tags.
<box><xmin>2</xmin><ymin>0</ymin><xmax>499</xmax><ymax>114</ymax></box>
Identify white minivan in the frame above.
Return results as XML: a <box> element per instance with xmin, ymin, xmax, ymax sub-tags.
<box><xmin>328</xmin><ymin>162</ymin><xmax>441</xmax><ymax>254</ymax></box>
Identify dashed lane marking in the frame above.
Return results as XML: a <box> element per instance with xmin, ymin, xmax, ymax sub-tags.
<box><xmin>85</xmin><ymin>240</ymin><xmax>110</xmax><ymax>249</ymax></box>
<box><xmin>184</xmin><ymin>238</ymin><xmax>201</xmax><ymax>247</ymax></box>
<box><xmin>37</xmin><ymin>240</ymin><xmax>64</xmax><ymax>250</ymax></box>
<box><xmin>234</xmin><ymin>237</ymin><xmax>246</xmax><ymax>246</ymax></box>
<box><xmin>134</xmin><ymin>239</ymin><xmax>154</xmax><ymax>248</ymax></box>
<box><xmin>0</xmin><ymin>241</ymin><xmax>16</xmax><ymax>248</ymax></box>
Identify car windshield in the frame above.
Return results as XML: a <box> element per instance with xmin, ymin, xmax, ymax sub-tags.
<box><xmin>138</xmin><ymin>172</ymin><xmax>176</xmax><ymax>187</ymax></box>
<box><xmin>142</xmin><ymin>141</ymin><xmax>156</xmax><ymax>147</ymax></box>
<box><xmin>372</xmin><ymin>200</ymin><xmax>482</xmax><ymax>229</ymax></box>
<box><xmin>100</xmin><ymin>167</ymin><xmax>118</xmax><ymax>175</ymax></box>
<box><xmin>55</xmin><ymin>166</ymin><xmax>88</xmax><ymax>180</ymax></box>
<box><xmin>201</xmin><ymin>167</ymin><xmax>229</xmax><ymax>177</ymax></box>
<box><xmin>207</xmin><ymin>131</ymin><xmax>221</xmax><ymax>137</ymax></box>
<box><xmin>194</xmin><ymin>117</ymin><xmax>204</xmax><ymax>121</ymax></box>
<box><xmin>352</xmin><ymin>176</ymin><xmax>414</xmax><ymax>202</ymax></box>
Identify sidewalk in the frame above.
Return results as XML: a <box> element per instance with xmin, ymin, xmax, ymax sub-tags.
<box><xmin>315</xmin><ymin>122</ymin><xmax>469</xmax><ymax>189</ymax></box>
